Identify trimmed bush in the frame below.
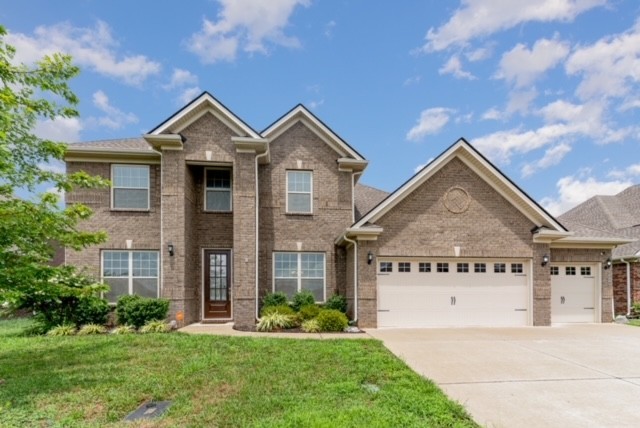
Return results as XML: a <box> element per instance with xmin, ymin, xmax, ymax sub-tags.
<box><xmin>324</xmin><ymin>294</ymin><xmax>348</xmax><ymax>314</ymax></box>
<box><xmin>111</xmin><ymin>325</ymin><xmax>136</xmax><ymax>335</ymax></box>
<box><xmin>298</xmin><ymin>304</ymin><xmax>320</xmax><ymax>320</ymax></box>
<box><xmin>257</xmin><ymin>313</ymin><xmax>296</xmax><ymax>332</ymax></box>
<box><xmin>262</xmin><ymin>292</ymin><xmax>288</xmax><ymax>308</ymax></box>
<box><xmin>34</xmin><ymin>295</ymin><xmax>109</xmax><ymax>332</ymax></box>
<box><xmin>77</xmin><ymin>324</ymin><xmax>107</xmax><ymax>335</ymax></box>
<box><xmin>301</xmin><ymin>319</ymin><xmax>321</xmax><ymax>333</ymax></box>
<box><xmin>47</xmin><ymin>324</ymin><xmax>76</xmax><ymax>336</ymax></box>
<box><xmin>316</xmin><ymin>309</ymin><xmax>348</xmax><ymax>332</ymax></box>
<box><xmin>116</xmin><ymin>295</ymin><xmax>169</xmax><ymax>328</ymax></box>
<box><xmin>261</xmin><ymin>304</ymin><xmax>295</xmax><ymax>317</ymax></box>
<box><xmin>140</xmin><ymin>320</ymin><xmax>171</xmax><ymax>333</ymax></box>
<box><xmin>291</xmin><ymin>290</ymin><xmax>315</xmax><ymax>312</ymax></box>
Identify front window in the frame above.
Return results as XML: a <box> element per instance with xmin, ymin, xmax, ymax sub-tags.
<box><xmin>112</xmin><ymin>165</ymin><xmax>150</xmax><ymax>210</ymax></box>
<box><xmin>102</xmin><ymin>250</ymin><xmax>159</xmax><ymax>303</ymax></box>
<box><xmin>287</xmin><ymin>171</ymin><xmax>312</xmax><ymax>213</ymax></box>
<box><xmin>205</xmin><ymin>169</ymin><xmax>232</xmax><ymax>211</ymax></box>
<box><xmin>274</xmin><ymin>252</ymin><xmax>325</xmax><ymax>301</ymax></box>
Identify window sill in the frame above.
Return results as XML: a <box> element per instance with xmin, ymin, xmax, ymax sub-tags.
<box><xmin>285</xmin><ymin>212</ymin><xmax>314</xmax><ymax>216</ymax></box>
<box><xmin>203</xmin><ymin>210</ymin><xmax>233</xmax><ymax>214</ymax></box>
<box><xmin>110</xmin><ymin>208</ymin><xmax>151</xmax><ymax>212</ymax></box>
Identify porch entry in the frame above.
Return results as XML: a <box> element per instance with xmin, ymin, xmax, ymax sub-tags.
<box><xmin>204</xmin><ymin>250</ymin><xmax>231</xmax><ymax>319</ymax></box>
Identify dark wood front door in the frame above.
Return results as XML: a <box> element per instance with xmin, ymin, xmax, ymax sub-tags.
<box><xmin>204</xmin><ymin>250</ymin><xmax>231</xmax><ymax>319</ymax></box>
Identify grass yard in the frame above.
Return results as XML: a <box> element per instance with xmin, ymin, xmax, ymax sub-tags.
<box><xmin>0</xmin><ymin>318</ymin><xmax>476</xmax><ymax>427</ymax></box>
<box><xmin>628</xmin><ymin>319</ymin><xmax>640</xmax><ymax>327</ymax></box>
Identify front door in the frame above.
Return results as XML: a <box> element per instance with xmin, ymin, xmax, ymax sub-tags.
<box><xmin>204</xmin><ymin>250</ymin><xmax>231</xmax><ymax>319</ymax></box>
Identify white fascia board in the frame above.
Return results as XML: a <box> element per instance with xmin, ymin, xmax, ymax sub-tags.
<box><xmin>150</xmin><ymin>93</ymin><xmax>260</xmax><ymax>138</ymax></box>
<box><xmin>262</xmin><ymin>106</ymin><xmax>364</xmax><ymax>160</ymax></box>
<box><xmin>143</xmin><ymin>134</ymin><xmax>183</xmax><ymax>150</ymax></box>
<box><xmin>532</xmin><ymin>230</ymin><xmax>574</xmax><ymax>243</ymax></box>
<box><xmin>337</xmin><ymin>158</ymin><xmax>368</xmax><ymax>172</ymax></box>
<box><xmin>550</xmin><ymin>236</ymin><xmax>634</xmax><ymax>249</ymax></box>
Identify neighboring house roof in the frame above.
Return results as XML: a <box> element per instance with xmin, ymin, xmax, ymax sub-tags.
<box><xmin>352</xmin><ymin>138</ymin><xmax>567</xmax><ymax>233</ymax></box>
<box><xmin>354</xmin><ymin>183</ymin><xmax>389</xmax><ymax>221</ymax></box>
<box><xmin>559</xmin><ymin>185</ymin><xmax>640</xmax><ymax>259</ymax></box>
<box><xmin>68</xmin><ymin>138</ymin><xmax>154</xmax><ymax>152</ymax></box>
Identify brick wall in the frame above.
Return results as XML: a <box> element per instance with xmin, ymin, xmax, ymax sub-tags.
<box><xmin>612</xmin><ymin>262</ymin><xmax>640</xmax><ymax>315</ymax></box>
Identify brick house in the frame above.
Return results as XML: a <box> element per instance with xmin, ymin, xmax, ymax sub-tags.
<box><xmin>64</xmin><ymin>92</ymin><xmax>628</xmax><ymax>328</ymax></box>
<box><xmin>558</xmin><ymin>186</ymin><xmax>640</xmax><ymax>316</ymax></box>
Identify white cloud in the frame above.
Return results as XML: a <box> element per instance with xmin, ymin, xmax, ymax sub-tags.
<box><xmin>178</xmin><ymin>87</ymin><xmax>203</xmax><ymax>105</ymax></box>
<box><xmin>481</xmin><ymin>107</ymin><xmax>504</xmax><ymax>120</ymax></box>
<box><xmin>406</xmin><ymin>108</ymin><xmax>455</xmax><ymax>142</ymax></box>
<box><xmin>324</xmin><ymin>20</ymin><xmax>336</xmax><ymax>38</ymax></box>
<box><xmin>34</xmin><ymin>117</ymin><xmax>83</xmax><ymax>143</ymax></box>
<box><xmin>439</xmin><ymin>55</ymin><xmax>476</xmax><ymax>80</ymax></box>
<box><xmin>541</xmin><ymin>175</ymin><xmax>632</xmax><ymax>215</ymax></box>
<box><xmin>187</xmin><ymin>0</ymin><xmax>310</xmax><ymax>63</ymax></box>
<box><xmin>91</xmin><ymin>90</ymin><xmax>138</xmax><ymax>130</ymax></box>
<box><xmin>505</xmin><ymin>89</ymin><xmax>538</xmax><ymax>115</ymax></box>
<box><xmin>521</xmin><ymin>142</ymin><xmax>572</xmax><ymax>177</ymax></box>
<box><xmin>423</xmin><ymin>0</ymin><xmax>605</xmax><ymax>52</ymax></box>
<box><xmin>403</xmin><ymin>75</ymin><xmax>422</xmax><ymax>86</ymax></box>
<box><xmin>608</xmin><ymin>163</ymin><xmax>640</xmax><ymax>179</ymax></box>
<box><xmin>566</xmin><ymin>19</ymin><xmax>640</xmax><ymax>100</ymax></box>
<box><xmin>7</xmin><ymin>21</ymin><xmax>161</xmax><ymax>85</ymax></box>
<box><xmin>466</xmin><ymin>44</ymin><xmax>493</xmax><ymax>61</ymax></box>
<box><xmin>164</xmin><ymin>68</ymin><xmax>199</xmax><ymax>90</ymax></box>
<box><xmin>414</xmin><ymin>157</ymin><xmax>435</xmax><ymax>173</ymax></box>
<box><xmin>308</xmin><ymin>99</ymin><xmax>324</xmax><ymax>110</ymax></box>
<box><xmin>496</xmin><ymin>37</ymin><xmax>570</xmax><ymax>87</ymax></box>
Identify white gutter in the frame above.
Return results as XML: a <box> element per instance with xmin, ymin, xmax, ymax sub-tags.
<box><xmin>255</xmin><ymin>147</ymin><xmax>270</xmax><ymax>320</ymax></box>
<box><xmin>342</xmin><ymin>234</ymin><xmax>358</xmax><ymax>324</ymax></box>
<box><xmin>623</xmin><ymin>259</ymin><xmax>632</xmax><ymax>316</ymax></box>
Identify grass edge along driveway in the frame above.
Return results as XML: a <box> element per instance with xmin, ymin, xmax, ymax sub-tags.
<box><xmin>0</xmin><ymin>318</ymin><xmax>477</xmax><ymax>427</ymax></box>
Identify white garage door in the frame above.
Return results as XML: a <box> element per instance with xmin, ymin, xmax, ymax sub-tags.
<box><xmin>551</xmin><ymin>264</ymin><xmax>597</xmax><ymax>323</ymax></box>
<box><xmin>377</xmin><ymin>259</ymin><xmax>529</xmax><ymax>328</ymax></box>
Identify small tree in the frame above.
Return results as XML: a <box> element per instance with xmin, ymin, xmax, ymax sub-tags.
<box><xmin>0</xmin><ymin>25</ymin><xmax>108</xmax><ymax>317</ymax></box>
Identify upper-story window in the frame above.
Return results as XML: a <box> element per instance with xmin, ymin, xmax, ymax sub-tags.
<box><xmin>286</xmin><ymin>171</ymin><xmax>312</xmax><ymax>214</ymax></box>
<box><xmin>205</xmin><ymin>169</ymin><xmax>232</xmax><ymax>212</ymax></box>
<box><xmin>112</xmin><ymin>164</ymin><xmax>149</xmax><ymax>210</ymax></box>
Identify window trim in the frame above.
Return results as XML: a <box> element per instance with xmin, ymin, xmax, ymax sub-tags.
<box><xmin>286</xmin><ymin>170</ymin><xmax>313</xmax><ymax>214</ymax></box>
<box><xmin>272</xmin><ymin>252</ymin><xmax>326</xmax><ymax>302</ymax></box>
<box><xmin>204</xmin><ymin>167</ymin><xmax>233</xmax><ymax>212</ymax></box>
<box><xmin>101</xmin><ymin>250</ymin><xmax>159</xmax><ymax>303</ymax></box>
<box><xmin>110</xmin><ymin>164</ymin><xmax>150</xmax><ymax>211</ymax></box>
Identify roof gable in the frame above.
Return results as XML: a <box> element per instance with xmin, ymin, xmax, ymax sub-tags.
<box><xmin>148</xmin><ymin>91</ymin><xmax>260</xmax><ymax>138</ymax></box>
<box><xmin>353</xmin><ymin>138</ymin><xmax>566</xmax><ymax>231</ymax></box>
<box><xmin>261</xmin><ymin>104</ymin><xmax>364</xmax><ymax>160</ymax></box>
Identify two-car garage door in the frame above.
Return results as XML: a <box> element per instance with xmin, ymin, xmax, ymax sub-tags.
<box><xmin>377</xmin><ymin>259</ymin><xmax>529</xmax><ymax>328</ymax></box>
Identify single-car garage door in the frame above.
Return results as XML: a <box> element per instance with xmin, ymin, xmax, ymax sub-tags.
<box><xmin>377</xmin><ymin>259</ymin><xmax>529</xmax><ymax>328</ymax></box>
<box><xmin>551</xmin><ymin>264</ymin><xmax>598</xmax><ymax>323</ymax></box>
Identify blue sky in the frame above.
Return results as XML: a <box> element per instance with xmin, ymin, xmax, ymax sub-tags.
<box><xmin>3</xmin><ymin>0</ymin><xmax>640</xmax><ymax>215</ymax></box>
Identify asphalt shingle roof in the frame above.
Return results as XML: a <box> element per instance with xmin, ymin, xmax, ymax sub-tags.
<box><xmin>68</xmin><ymin>138</ymin><xmax>154</xmax><ymax>152</ymax></box>
<box><xmin>354</xmin><ymin>183</ymin><xmax>389</xmax><ymax>221</ymax></box>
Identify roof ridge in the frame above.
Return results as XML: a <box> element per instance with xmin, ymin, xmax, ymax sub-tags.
<box><xmin>70</xmin><ymin>137</ymin><xmax>144</xmax><ymax>144</ymax></box>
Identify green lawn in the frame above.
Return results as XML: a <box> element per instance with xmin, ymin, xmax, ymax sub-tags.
<box><xmin>0</xmin><ymin>318</ymin><xmax>476</xmax><ymax>427</ymax></box>
<box><xmin>628</xmin><ymin>319</ymin><xmax>640</xmax><ymax>327</ymax></box>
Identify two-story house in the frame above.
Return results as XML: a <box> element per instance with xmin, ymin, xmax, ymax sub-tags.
<box><xmin>65</xmin><ymin>92</ymin><xmax>628</xmax><ymax>328</ymax></box>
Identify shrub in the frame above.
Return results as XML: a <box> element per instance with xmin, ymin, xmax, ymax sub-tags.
<box><xmin>291</xmin><ymin>290</ymin><xmax>315</xmax><ymax>312</ymax></box>
<box><xmin>257</xmin><ymin>313</ymin><xmax>296</xmax><ymax>332</ymax></box>
<box><xmin>632</xmin><ymin>302</ymin><xmax>640</xmax><ymax>313</ymax></box>
<box><xmin>47</xmin><ymin>324</ymin><xmax>76</xmax><ymax>336</ymax></box>
<box><xmin>301</xmin><ymin>319</ymin><xmax>321</xmax><ymax>333</ymax></box>
<box><xmin>316</xmin><ymin>309</ymin><xmax>348</xmax><ymax>332</ymax></box>
<box><xmin>111</xmin><ymin>325</ymin><xmax>136</xmax><ymax>335</ymax></box>
<box><xmin>262</xmin><ymin>292</ymin><xmax>288</xmax><ymax>308</ymax></box>
<box><xmin>298</xmin><ymin>304</ymin><xmax>320</xmax><ymax>320</ymax></box>
<box><xmin>116</xmin><ymin>295</ymin><xmax>169</xmax><ymax>328</ymax></box>
<box><xmin>260</xmin><ymin>304</ymin><xmax>295</xmax><ymax>317</ymax></box>
<box><xmin>324</xmin><ymin>294</ymin><xmax>348</xmax><ymax>314</ymax></box>
<box><xmin>140</xmin><ymin>320</ymin><xmax>171</xmax><ymax>333</ymax></box>
<box><xmin>33</xmin><ymin>294</ymin><xmax>109</xmax><ymax>331</ymax></box>
<box><xmin>77</xmin><ymin>324</ymin><xmax>107</xmax><ymax>335</ymax></box>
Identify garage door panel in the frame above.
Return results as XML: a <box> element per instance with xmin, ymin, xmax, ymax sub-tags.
<box><xmin>551</xmin><ymin>264</ymin><xmax>597</xmax><ymax>324</ymax></box>
<box><xmin>378</xmin><ymin>286</ymin><xmax>452</xmax><ymax>310</ymax></box>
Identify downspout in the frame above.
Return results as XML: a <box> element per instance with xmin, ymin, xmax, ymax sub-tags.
<box><xmin>623</xmin><ymin>259</ymin><xmax>632</xmax><ymax>316</ymax></box>
<box><xmin>255</xmin><ymin>146</ymin><xmax>270</xmax><ymax>320</ymax></box>
<box><xmin>343</xmin><ymin>234</ymin><xmax>358</xmax><ymax>324</ymax></box>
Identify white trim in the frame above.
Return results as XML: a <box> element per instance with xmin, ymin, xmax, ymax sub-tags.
<box><xmin>352</xmin><ymin>139</ymin><xmax>564</xmax><ymax>232</ymax></box>
<box><xmin>150</xmin><ymin>93</ymin><xmax>260</xmax><ymax>138</ymax></box>
<box><xmin>262</xmin><ymin>105</ymin><xmax>364</xmax><ymax>160</ymax></box>
<box><xmin>201</xmin><ymin>248</ymin><xmax>234</xmax><ymax>321</ymax></box>
<box><xmin>110</xmin><ymin>164</ymin><xmax>151</xmax><ymax>211</ymax></box>
<box><xmin>285</xmin><ymin>170</ymin><xmax>313</xmax><ymax>214</ymax></box>
<box><xmin>203</xmin><ymin>167</ymin><xmax>233</xmax><ymax>212</ymax></box>
<box><xmin>272</xmin><ymin>251</ymin><xmax>327</xmax><ymax>302</ymax></box>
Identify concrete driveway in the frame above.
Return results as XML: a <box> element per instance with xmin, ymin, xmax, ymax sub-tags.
<box><xmin>367</xmin><ymin>324</ymin><xmax>640</xmax><ymax>428</ymax></box>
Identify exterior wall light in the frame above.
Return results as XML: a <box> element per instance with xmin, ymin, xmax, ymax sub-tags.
<box><xmin>542</xmin><ymin>254</ymin><xmax>549</xmax><ymax>266</ymax></box>
<box><xmin>367</xmin><ymin>251</ymin><xmax>373</xmax><ymax>265</ymax></box>
<box><xmin>168</xmin><ymin>243</ymin><xmax>175</xmax><ymax>257</ymax></box>
<box><xmin>604</xmin><ymin>258</ymin><xmax>612</xmax><ymax>269</ymax></box>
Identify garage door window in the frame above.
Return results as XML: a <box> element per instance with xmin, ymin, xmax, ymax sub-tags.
<box><xmin>274</xmin><ymin>252</ymin><xmax>325</xmax><ymax>301</ymax></box>
<box><xmin>457</xmin><ymin>263</ymin><xmax>469</xmax><ymax>273</ymax></box>
<box><xmin>437</xmin><ymin>262</ymin><xmax>449</xmax><ymax>273</ymax></box>
<box><xmin>379</xmin><ymin>262</ymin><xmax>392</xmax><ymax>273</ymax></box>
<box><xmin>566</xmin><ymin>266</ymin><xmax>576</xmax><ymax>275</ymax></box>
<box><xmin>581</xmin><ymin>267</ymin><xmax>591</xmax><ymax>276</ymax></box>
<box><xmin>419</xmin><ymin>262</ymin><xmax>431</xmax><ymax>272</ymax></box>
<box><xmin>474</xmin><ymin>263</ymin><xmax>486</xmax><ymax>273</ymax></box>
<box><xmin>494</xmin><ymin>263</ymin><xmax>506</xmax><ymax>273</ymax></box>
<box><xmin>398</xmin><ymin>262</ymin><xmax>411</xmax><ymax>272</ymax></box>
<box><xmin>551</xmin><ymin>266</ymin><xmax>559</xmax><ymax>275</ymax></box>
<box><xmin>511</xmin><ymin>263</ymin><xmax>523</xmax><ymax>274</ymax></box>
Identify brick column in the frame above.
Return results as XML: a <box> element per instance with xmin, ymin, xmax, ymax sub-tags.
<box><xmin>532</xmin><ymin>243</ymin><xmax>551</xmax><ymax>326</ymax></box>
